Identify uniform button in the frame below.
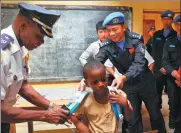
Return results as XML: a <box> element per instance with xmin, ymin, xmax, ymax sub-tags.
<box><xmin>13</xmin><ymin>75</ymin><xmax>17</xmax><ymax>81</ymax></box>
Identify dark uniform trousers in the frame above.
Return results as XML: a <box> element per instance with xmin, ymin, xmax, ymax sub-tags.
<box><xmin>174</xmin><ymin>123</ymin><xmax>181</xmax><ymax>133</ymax></box>
<box><xmin>174</xmin><ymin>103</ymin><xmax>181</xmax><ymax>133</ymax></box>
<box><xmin>123</xmin><ymin>69</ymin><xmax>166</xmax><ymax>133</ymax></box>
<box><xmin>174</xmin><ymin>102</ymin><xmax>181</xmax><ymax>133</ymax></box>
<box><xmin>152</xmin><ymin>29</ymin><xmax>177</xmax><ymax>109</ymax></box>
<box><xmin>1</xmin><ymin>123</ymin><xmax>10</xmax><ymax>133</ymax></box>
<box><xmin>167</xmin><ymin>76</ymin><xmax>180</xmax><ymax>127</ymax></box>
<box><xmin>153</xmin><ymin>70</ymin><xmax>167</xmax><ymax>109</ymax></box>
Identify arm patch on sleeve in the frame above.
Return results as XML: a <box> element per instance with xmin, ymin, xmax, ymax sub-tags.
<box><xmin>0</xmin><ymin>34</ymin><xmax>14</xmax><ymax>49</ymax></box>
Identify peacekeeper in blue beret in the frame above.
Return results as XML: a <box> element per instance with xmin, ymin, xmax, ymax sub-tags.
<box><xmin>1</xmin><ymin>3</ymin><xmax>70</xmax><ymax>133</ymax></box>
<box><xmin>95</xmin><ymin>12</ymin><xmax>166</xmax><ymax>133</ymax></box>
<box><xmin>152</xmin><ymin>9</ymin><xmax>177</xmax><ymax>129</ymax></box>
<box><xmin>162</xmin><ymin>14</ymin><xmax>181</xmax><ymax>133</ymax></box>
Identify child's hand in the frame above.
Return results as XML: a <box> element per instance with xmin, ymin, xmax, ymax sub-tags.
<box><xmin>175</xmin><ymin>79</ymin><xmax>181</xmax><ymax>88</ymax></box>
<box><xmin>70</xmin><ymin>114</ymin><xmax>79</xmax><ymax>124</ymax></box>
<box><xmin>70</xmin><ymin>114</ymin><xmax>90</xmax><ymax>133</ymax></box>
<box><xmin>70</xmin><ymin>114</ymin><xmax>87</xmax><ymax>125</ymax></box>
<box><xmin>109</xmin><ymin>89</ymin><xmax>128</xmax><ymax>108</ymax></box>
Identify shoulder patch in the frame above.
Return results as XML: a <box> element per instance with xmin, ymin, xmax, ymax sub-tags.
<box><xmin>0</xmin><ymin>33</ymin><xmax>14</xmax><ymax>50</ymax></box>
<box><xmin>100</xmin><ymin>38</ymin><xmax>112</xmax><ymax>47</ymax></box>
<box><xmin>131</xmin><ymin>32</ymin><xmax>142</xmax><ymax>40</ymax></box>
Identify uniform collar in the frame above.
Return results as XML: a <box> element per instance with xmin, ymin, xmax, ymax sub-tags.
<box><xmin>6</xmin><ymin>25</ymin><xmax>21</xmax><ymax>54</ymax></box>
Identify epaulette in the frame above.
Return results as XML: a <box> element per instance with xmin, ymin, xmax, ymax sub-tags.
<box><xmin>166</xmin><ymin>36</ymin><xmax>173</xmax><ymax>41</ymax></box>
<box><xmin>131</xmin><ymin>32</ymin><xmax>142</xmax><ymax>40</ymax></box>
<box><xmin>100</xmin><ymin>38</ymin><xmax>113</xmax><ymax>47</ymax></box>
<box><xmin>0</xmin><ymin>33</ymin><xmax>14</xmax><ymax>50</ymax></box>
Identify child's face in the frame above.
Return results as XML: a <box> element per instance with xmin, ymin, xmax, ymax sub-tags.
<box><xmin>86</xmin><ymin>67</ymin><xmax>108</xmax><ymax>94</ymax></box>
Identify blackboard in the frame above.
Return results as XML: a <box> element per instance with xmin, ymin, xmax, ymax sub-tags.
<box><xmin>1</xmin><ymin>4</ymin><xmax>132</xmax><ymax>82</ymax></box>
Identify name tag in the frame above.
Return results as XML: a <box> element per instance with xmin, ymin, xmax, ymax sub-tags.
<box><xmin>156</xmin><ymin>37</ymin><xmax>161</xmax><ymax>40</ymax></box>
<box><xmin>169</xmin><ymin>45</ymin><xmax>175</xmax><ymax>48</ymax></box>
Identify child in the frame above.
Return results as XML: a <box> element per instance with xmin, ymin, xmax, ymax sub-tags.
<box><xmin>71</xmin><ymin>60</ymin><xmax>132</xmax><ymax>133</ymax></box>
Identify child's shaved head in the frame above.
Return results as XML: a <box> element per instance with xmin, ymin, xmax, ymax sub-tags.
<box><xmin>83</xmin><ymin>60</ymin><xmax>105</xmax><ymax>79</ymax></box>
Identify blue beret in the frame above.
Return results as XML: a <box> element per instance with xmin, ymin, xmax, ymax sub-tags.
<box><xmin>148</xmin><ymin>25</ymin><xmax>155</xmax><ymax>32</ymax></box>
<box><xmin>160</xmin><ymin>10</ymin><xmax>175</xmax><ymax>19</ymax></box>
<box><xmin>18</xmin><ymin>3</ymin><xmax>61</xmax><ymax>38</ymax></box>
<box><xmin>103</xmin><ymin>12</ymin><xmax>125</xmax><ymax>27</ymax></box>
<box><xmin>173</xmin><ymin>14</ymin><xmax>181</xmax><ymax>23</ymax></box>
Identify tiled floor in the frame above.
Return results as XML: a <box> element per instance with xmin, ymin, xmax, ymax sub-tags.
<box><xmin>15</xmin><ymin>93</ymin><xmax>175</xmax><ymax>133</ymax></box>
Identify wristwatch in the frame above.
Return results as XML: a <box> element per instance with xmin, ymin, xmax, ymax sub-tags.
<box><xmin>48</xmin><ymin>101</ymin><xmax>54</xmax><ymax>110</ymax></box>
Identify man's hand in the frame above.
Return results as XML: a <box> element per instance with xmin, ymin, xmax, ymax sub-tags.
<box><xmin>159</xmin><ymin>67</ymin><xmax>166</xmax><ymax>75</ymax></box>
<box><xmin>111</xmin><ymin>75</ymin><xmax>127</xmax><ymax>89</ymax></box>
<box><xmin>171</xmin><ymin>70</ymin><xmax>180</xmax><ymax>80</ymax></box>
<box><xmin>52</xmin><ymin>103</ymin><xmax>60</xmax><ymax>111</ymax></box>
<box><xmin>109</xmin><ymin>89</ymin><xmax>128</xmax><ymax>108</ymax></box>
<box><xmin>42</xmin><ymin>108</ymin><xmax>70</xmax><ymax>124</ymax></box>
<box><xmin>75</xmin><ymin>79</ymin><xmax>87</xmax><ymax>91</ymax></box>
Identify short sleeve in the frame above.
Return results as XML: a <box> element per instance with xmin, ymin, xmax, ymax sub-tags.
<box><xmin>75</xmin><ymin>100</ymin><xmax>85</xmax><ymax>115</ymax></box>
<box><xmin>1</xmin><ymin>50</ymin><xmax>9</xmax><ymax>100</ymax></box>
<box><xmin>145</xmin><ymin>49</ymin><xmax>154</xmax><ymax>66</ymax></box>
<box><xmin>104</xmin><ymin>59</ymin><xmax>113</xmax><ymax>67</ymax></box>
<box><xmin>79</xmin><ymin>42</ymin><xmax>95</xmax><ymax>66</ymax></box>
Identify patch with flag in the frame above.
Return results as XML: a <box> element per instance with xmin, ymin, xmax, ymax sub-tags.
<box><xmin>128</xmin><ymin>48</ymin><xmax>135</xmax><ymax>54</ymax></box>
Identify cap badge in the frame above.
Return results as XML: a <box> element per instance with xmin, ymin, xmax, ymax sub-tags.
<box><xmin>112</xmin><ymin>18</ymin><xmax>119</xmax><ymax>24</ymax></box>
<box><xmin>168</xmin><ymin>13</ymin><xmax>172</xmax><ymax>17</ymax></box>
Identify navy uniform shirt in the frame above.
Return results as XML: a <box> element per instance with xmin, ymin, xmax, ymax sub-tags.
<box><xmin>95</xmin><ymin>30</ymin><xmax>147</xmax><ymax>81</ymax></box>
<box><xmin>162</xmin><ymin>35</ymin><xmax>181</xmax><ymax>74</ymax></box>
<box><xmin>152</xmin><ymin>28</ymin><xmax>177</xmax><ymax>71</ymax></box>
